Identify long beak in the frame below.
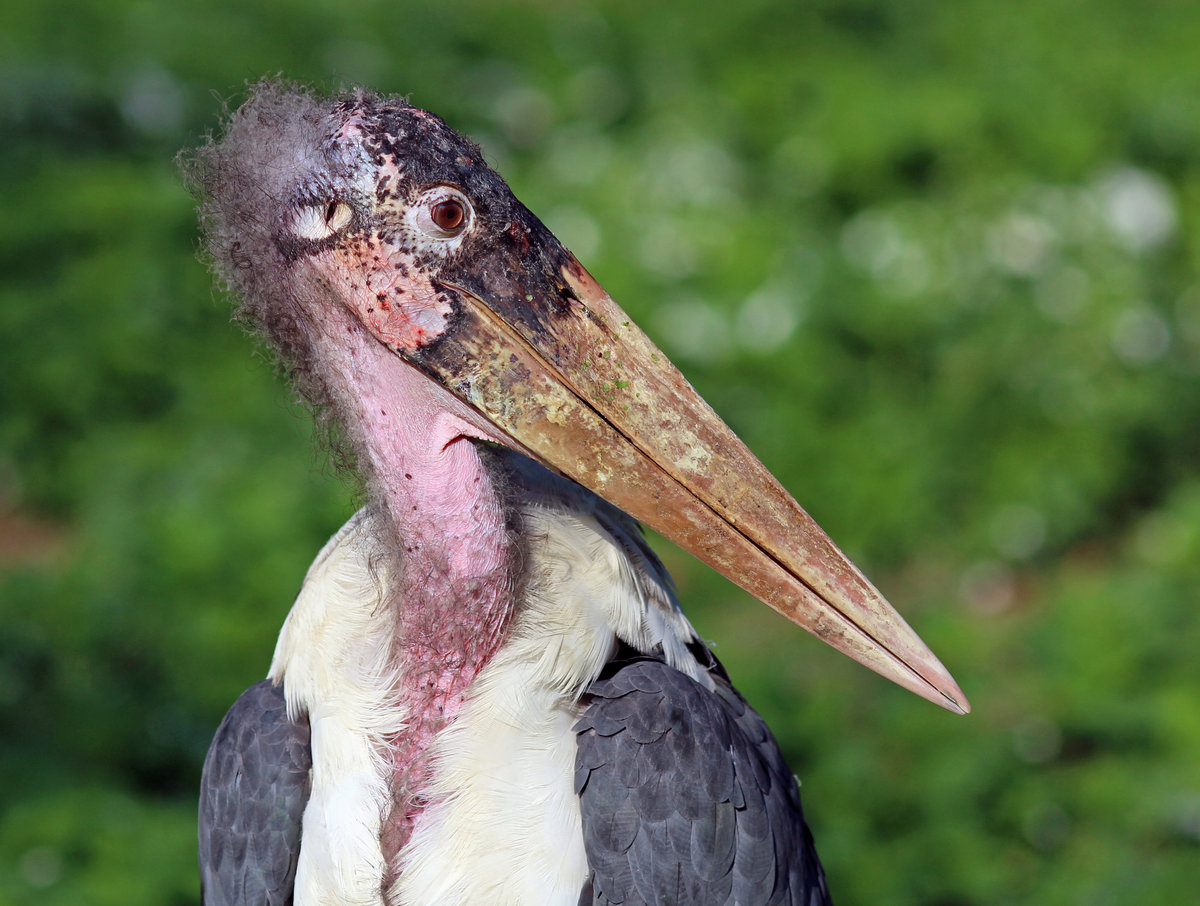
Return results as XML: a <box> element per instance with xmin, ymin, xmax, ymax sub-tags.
<box><xmin>410</xmin><ymin>256</ymin><xmax>968</xmax><ymax>714</ymax></box>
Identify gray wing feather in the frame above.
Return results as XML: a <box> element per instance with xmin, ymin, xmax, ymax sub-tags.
<box><xmin>576</xmin><ymin>654</ymin><xmax>831</xmax><ymax>906</ymax></box>
<box><xmin>199</xmin><ymin>679</ymin><xmax>311</xmax><ymax>906</ymax></box>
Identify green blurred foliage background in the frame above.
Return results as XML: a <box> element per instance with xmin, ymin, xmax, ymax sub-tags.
<box><xmin>2</xmin><ymin>1</ymin><xmax>1199</xmax><ymax>903</ymax></box>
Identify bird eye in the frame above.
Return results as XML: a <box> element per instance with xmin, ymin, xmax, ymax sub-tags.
<box><xmin>291</xmin><ymin>200</ymin><xmax>353</xmax><ymax>240</ymax></box>
<box><xmin>414</xmin><ymin>187</ymin><xmax>473</xmax><ymax>240</ymax></box>
<box><xmin>431</xmin><ymin>199</ymin><xmax>466</xmax><ymax>233</ymax></box>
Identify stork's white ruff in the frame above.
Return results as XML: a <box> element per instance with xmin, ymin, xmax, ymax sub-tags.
<box><xmin>270</xmin><ymin>462</ymin><xmax>708</xmax><ymax>906</ymax></box>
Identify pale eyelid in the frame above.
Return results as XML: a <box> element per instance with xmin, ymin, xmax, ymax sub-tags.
<box><xmin>291</xmin><ymin>200</ymin><xmax>354</xmax><ymax>241</ymax></box>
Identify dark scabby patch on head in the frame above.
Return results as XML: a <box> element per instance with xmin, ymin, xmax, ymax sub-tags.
<box><xmin>403</xmin><ymin>206</ymin><xmax>584</xmax><ymax>383</ymax></box>
<box><xmin>341</xmin><ymin>94</ymin><xmax>500</xmax><ymax>209</ymax></box>
<box><xmin>447</xmin><ymin>203</ymin><xmax>582</xmax><ymax>332</ymax></box>
<box><xmin>336</xmin><ymin>93</ymin><xmax>587</xmax><ymax>353</ymax></box>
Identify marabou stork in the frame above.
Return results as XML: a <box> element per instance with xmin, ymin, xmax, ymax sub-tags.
<box><xmin>186</xmin><ymin>83</ymin><xmax>968</xmax><ymax>906</ymax></box>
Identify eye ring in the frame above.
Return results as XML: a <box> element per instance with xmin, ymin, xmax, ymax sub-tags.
<box><xmin>414</xmin><ymin>186</ymin><xmax>473</xmax><ymax>240</ymax></box>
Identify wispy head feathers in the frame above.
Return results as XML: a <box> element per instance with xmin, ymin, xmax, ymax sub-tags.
<box><xmin>182</xmin><ymin>82</ymin><xmax>338</xmax><ymax>383</ymax></box>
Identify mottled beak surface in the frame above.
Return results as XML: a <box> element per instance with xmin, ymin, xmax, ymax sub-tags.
<box><xmin>409</xmin><ymin>251</ymin><xmax>969</xmax><ymax>714</ymax></box>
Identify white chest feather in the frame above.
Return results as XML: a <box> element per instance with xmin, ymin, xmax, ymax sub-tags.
<box><xmin>269</xmin><ymin>489</ymin><xmax>704</xmax><ymax>906</ymax></box>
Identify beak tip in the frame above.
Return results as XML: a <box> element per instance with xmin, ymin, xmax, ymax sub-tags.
<box><xmin>932</xmin><ymin>673</ymin><xmax>971</xmax><ymax>715</ymax></box>
<box><xmin>946</xmin><ymin>692</ymin><xmax>971</xmax><ymax>716</ymax></box>
<box><xmin>893</xmin><ymin>644</ymin><xmax>970</xmax><ymax>715</ymax></box>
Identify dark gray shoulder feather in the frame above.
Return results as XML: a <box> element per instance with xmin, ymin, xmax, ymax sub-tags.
<box><xmin>199</xmin><ymin>679</ymin><xmax>312</xmax><ymax>906</ymax></box>
<box><xmin>575</xmin><ymin>652</ymin><xmax>830</xmax><ymax>906</ymax></box>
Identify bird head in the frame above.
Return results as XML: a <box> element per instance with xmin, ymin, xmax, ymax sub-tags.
<box><xmin>185</xmin><ymin>82</ymin><xmax>968</xmax><ymax>714</ymax></box>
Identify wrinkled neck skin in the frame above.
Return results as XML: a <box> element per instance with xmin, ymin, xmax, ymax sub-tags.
<box><xmin>306</xmin><ymin>299</ymin><xmax>517</xmax><ymax>860</ymax></box>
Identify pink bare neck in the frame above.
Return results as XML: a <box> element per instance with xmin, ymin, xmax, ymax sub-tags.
<box><xmin>311</xmin><ymin>302</ymin><xmax>516</xmax><ymax>864</ymax></box>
